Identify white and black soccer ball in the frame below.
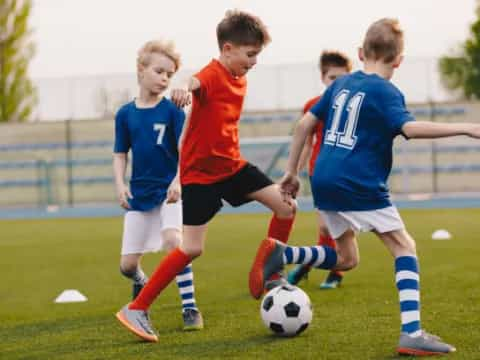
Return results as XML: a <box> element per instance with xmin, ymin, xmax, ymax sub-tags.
<box><xmin>260</xmin><ymin>285</ymin><xmax>312</xmax><ymax>337</ymax></box>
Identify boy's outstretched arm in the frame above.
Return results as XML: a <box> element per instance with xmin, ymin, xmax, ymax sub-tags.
<box><xmin>402</xmin><ymin>121</ymin><xmax>480</xmax><ymax>139</ymax></box>
<box><xmin>280</xmin><ymin>112</ymin><xmax>318</xmax><ymax>199</ymax></box>
<box><xmin>170</xmin><ymin>77</ymin><xmax>201</xmax><ymax>108</ymax></box>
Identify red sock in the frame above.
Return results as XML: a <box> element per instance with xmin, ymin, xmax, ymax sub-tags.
<box><xmin>129</xmin><ymin>247</ymin><xmax>191</xmax><ymax>311</ymax></box>
<box><xmin>267</xmin><ymin>215</ymin><xmax>295</xmax><ymax>244</ymax></box>
<box><xmin>317</xmin><ymin>234</ymin><xmax>336</xmax><ymax>249</ymax></box>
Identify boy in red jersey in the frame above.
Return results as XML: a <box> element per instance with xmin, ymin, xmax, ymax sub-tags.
<box><xmin>116</xmin><ymin>10</ymin><xmax>339</xmax><ymax>342</ymax></box>
<box><xmin>288</xmin><ymin>51</ymin><xmax>352</xmax><ymax>289</ymax></box>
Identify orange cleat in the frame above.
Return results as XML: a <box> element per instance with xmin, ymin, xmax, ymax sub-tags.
<box><xmin>249</xmin><ymin>238</ymin><xmax>286</xmax><ymax>299</ymax></box>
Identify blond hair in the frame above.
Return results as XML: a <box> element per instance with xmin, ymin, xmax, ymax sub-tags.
<box><xmin>216</xmin><ymin>9</ymin><xmax>271</xmax><ymax>50</ymax></box>
<box><xmin>362</xmin><ymin>18</ymin><xmax>404</xmax><ymax>63</ymax></box>
<box><xmin>137</xmin><ymin>39</ymin><xmax>181</xmax><ymax>73</ymax></box>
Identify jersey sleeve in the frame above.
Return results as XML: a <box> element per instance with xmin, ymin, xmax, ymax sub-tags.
<box><xmin>193</xmin><ymin>64</ymin><xmax>215</xmax><ymax>103</ymax></box>
<box><xmin>309</xmin><ymin>85</ymin><xmax>333</xmax><ymax>120</ymax></box>
<box><xmin>383</xmin><ymin>88</ymin><xmax>415</xmax><ymax>137</ymax></box>
<box><xmin>113</xmin><ymin>107</ymin><xmax>130</xmax><ymax>153</ymax></box>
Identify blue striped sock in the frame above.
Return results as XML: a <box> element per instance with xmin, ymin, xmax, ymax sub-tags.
<box><xmin>282</xmin><ymin>245</ymin><xmax>337</xmax><ymax>269</ymax></box>
<box><xmin>175</xmin><ymin>263</ymin><xmax>197</xmax><ymax>312</ymax></box>
<box><xmin>395</xmin><ymin>256</ymin><xmax>421</xmax><ymax>337</ymax></box>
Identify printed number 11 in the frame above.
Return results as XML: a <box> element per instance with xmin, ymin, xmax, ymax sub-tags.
<box><xmin>324</xmin><ymin>90</ymin><xmax>364</xmax><ymax>150</ymax></box>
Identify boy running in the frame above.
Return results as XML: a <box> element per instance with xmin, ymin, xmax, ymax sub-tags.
<box><xmin>116</xmin><ymin>10</ymin><xmax>339</xmax><ymax>342</ymax></box>
<box><xmin>254</xmin><ymin>18</ymin><xmax>480</xmax><ymax>355</ymax></box>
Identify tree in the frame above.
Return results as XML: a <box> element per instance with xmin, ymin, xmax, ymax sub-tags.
<box><xmin>439</xmin><ymin>4</ymin><xmax>480</xmax><ymax>99</ymax></box>
<box><xmin>0</xmin><ymin>0</ymin><xmax>37</xmax><ymax>122</ymax></box>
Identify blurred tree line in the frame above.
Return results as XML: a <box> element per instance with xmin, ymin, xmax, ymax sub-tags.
<box><xmin>439</xmin><ymin>2</ymin><xmax>480</xmax><ymax>99</ymax></box>
<box><xmin>0</xmin><ymin>0</ymin><xmax>36</xmax><ymax>122</ymax></box>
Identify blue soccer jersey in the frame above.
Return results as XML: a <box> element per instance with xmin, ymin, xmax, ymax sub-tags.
<box><xmin>114</xmin><ymin>98</ymin><xmax>185</xmax><ymax>211</ymax></box>
<box><xmin>309</xmin><ymin>71</ymin><xmax>414</xmax><ymax>211</ymax></box>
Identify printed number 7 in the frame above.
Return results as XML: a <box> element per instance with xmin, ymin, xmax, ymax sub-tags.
<box><xmin>154</xmin><ymin>124</ymin><xmax>166</xmax><ymax>145</ymax></box>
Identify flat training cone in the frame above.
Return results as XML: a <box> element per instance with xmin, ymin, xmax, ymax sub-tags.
<box><xmin>54</xmin><ymin>289</ymin><xmax>88</xmax><ymax>303</ymax></box>
<box><xmin>431</xmin><ymin>229</ymin><xmax>452</xmax><ymax>240</ymax></box>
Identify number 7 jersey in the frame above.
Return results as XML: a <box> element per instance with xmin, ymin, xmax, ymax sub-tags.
<box><xmin>309</xmin><ymin>71</ymin><xmax>415</xmax><ymax>211</ymax></box>
<box><xmin>114</xmin><ymin>98</ymin><xmax>185</xmax><ymax>211</ymax></box>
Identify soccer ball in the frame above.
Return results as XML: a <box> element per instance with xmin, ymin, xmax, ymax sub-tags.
<box><xmin>260</xmin><ymin>284</ymin><xmax>312</xmax><ymax>337</ymax></box>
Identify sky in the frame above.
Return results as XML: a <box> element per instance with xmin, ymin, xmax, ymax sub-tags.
<box><xmin>30</xmin><ymin>0</ymin><xmax>478</xmax><ymax>79</ymax></box>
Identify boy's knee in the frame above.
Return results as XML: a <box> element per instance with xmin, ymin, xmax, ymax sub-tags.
<box><xmin>163</xmin><ymin>230</ymin><xmax>182</xmax><ymax>251</ymax></box>
<box><xmin>337</xmin><ymin>253</ymin><xmax>359</xmax><ymax>271</ymax></box>
<box><xmin>180</xmin><ymin>243</ymin><xmax>203</xmax><ymax>259</ymax></box>
<box><xmin>274</xmin><ymin>199</ymin><xmax>297</xmax><ymax>219</ymax></box>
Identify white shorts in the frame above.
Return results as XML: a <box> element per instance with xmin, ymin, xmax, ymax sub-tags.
<box><xmin>319</xmin><ymin>206</ymin><xmax>405</xmax><ymax>239</ymax></box>
<box><xmin>121</xmin><ymin>201</ymin><xmax>182</xmax><ymax>255</ymax></box>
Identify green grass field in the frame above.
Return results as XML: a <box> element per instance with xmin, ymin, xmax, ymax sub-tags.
<box><xmin>1</xmin><ymin>209</ymin><xmax>479</xmax><ymax>359</ymax></box>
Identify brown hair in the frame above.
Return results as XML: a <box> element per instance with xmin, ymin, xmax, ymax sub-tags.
<box><xmin>362</xmin><ymin>18</ymin><xmax>404</xmax><ymax>63</ymax></box>
<box><xmin>216</xmin><ymin>9</ymin><xmax>271</xmax><ymax>50</ymax></box>
<box><xmin>319</xmin><ymin>50</ymin><xmax>352</xmax><ymax>75</ymax></box>
<box><xmin>137</xmin><ymin>39</ymin><xmax>181</xmax><ymax>73</ymax></box>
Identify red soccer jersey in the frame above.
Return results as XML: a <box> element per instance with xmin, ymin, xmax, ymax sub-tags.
<box><xmin>303</xmin><ymin>95</ymin><xmax>323</xmax><ymax>176</ymax></box>
<box><xmin>180</xmin><ymin>59</ymin><xmax>248</xmax><ymax>185</ymax></box>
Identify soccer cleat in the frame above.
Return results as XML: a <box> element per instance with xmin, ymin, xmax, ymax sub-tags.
<box><xmin>249</xmin><ymin>238</ymin><xmax>286</xmax><ymax>299</ymax></box>
<box><xmin>182</xmin><ymin>308</ymin><xmax>204</xmax><ymax>331</ymax></box>
<box><xmin>319</xmin><ymin>271</ymin><xmax>343</xmax><ymax>289</ymax></box>
<box><xmin>115</xmin><ymin>304</ymin><xmax>158</xmax><ymax>342</ymax></box>
<box><xmin>264</xmin><ymin>272</ymin><xmax>289</xmax><ymax>292</ymax></box>
<box><xmin>287</xmin><ymin>265</ymin><xmax>311</xmax><ymax>285</ymax></box>
<box><xmin>397</xmin><ymin>330</ymin><xmax>456</xmax><ymax>356</ymax></box>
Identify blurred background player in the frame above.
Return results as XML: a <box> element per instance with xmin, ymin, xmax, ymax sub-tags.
<box><xmin>287</xmin><ymin>50</ymin><xmax>352</xmax><ymax>289</ymax></box>
<box><xmin>264</xmin><ymin>18</ymin><xmax>480</xmax><ymax>355</ymax></box>
<box><xmin>116</xmin><ymin>10</ymin><xmax>340</xmax><ymax>342</ymax></box>
<box><xmin>114</xmin><ymin>40</ymin><xmax>203</xmax><ymax>340</ymax></box>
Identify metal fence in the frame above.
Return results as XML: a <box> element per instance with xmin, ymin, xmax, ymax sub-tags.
<box><xmin>1</xmin><ymin>102</ymin><xmax>479</xmax><ymax>208</ymax></box>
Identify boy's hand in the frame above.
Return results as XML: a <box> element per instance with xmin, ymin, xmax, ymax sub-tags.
<box><xmin>116</xmin><ymin>184</ymin><xmax>133</xmax><ymax>209</ymax></box>
<box><xmin>170</xmin><ymin>88</ymin><xmax>191</xmax><ymax>108</ymax></box>
<box><xmin>468</xmin><ymin>124</ymin><xmax>480</xmax><ymax>138</ymax></box>
<box><xmin>279</xmin><ymin>172</ymin><xmax>300</xmax><ymax>203</ymax></box>
<box><xmin>167</xmin><ymin>177</ymin><xmax>181</xmax><ymax>203</ymax></box>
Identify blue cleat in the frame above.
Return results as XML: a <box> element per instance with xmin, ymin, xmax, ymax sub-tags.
<box><xmin>287</xmin><ymin>265</ymin><xmax>311</xmax><ymax>285</ymax></box>
<box><xmin>319</xmin><ymin>271</ymin><xmax>343</xmax><ymax>289</ymax></box>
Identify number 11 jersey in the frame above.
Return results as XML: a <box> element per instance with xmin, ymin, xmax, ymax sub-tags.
<box><xmin>309</xmin><ymin>71</ymin><xmax>414</xmax><ymax>211</ymax></box>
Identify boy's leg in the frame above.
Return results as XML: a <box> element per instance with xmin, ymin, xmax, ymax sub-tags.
<box><xmin>116</xmin><ymin>225</ymin><xmax>207</xmax><ymax>341</ymax></box>
<box><xmin>318</xmin><ymin>212</ymin><xmax>345</xmax><ymax>289</ymax></box>
<box><xmin>287</xmin><ymin>210</ymin><xmax>343</xmax><ymax>286</ymax></box>
<box><xmin>160</xmin><ymin>202</ymin><xmax>204</xmax><ymax>330</ymax></box>
<box><xmin>378</xmin><ymin>229</ymin><xmax>455</xmax><ymax>355</ymax></box>
<box><xmin>267</xmin><ymin>208</ymin><xmax>295</xmax><ymax>244</ymax></box>
<box><xmin>248</xmin><ymin>183</ymin><xmax>296</xmax><ymax>244</ymax></box>
<box><xmin>248</xmin><ymin>184</ymin><xmax>296</xmax><ymax>289</ymax></box>
<box><xmin>120</xmin><ymin>254</ymin><xmax>148</xmax><ymax>300</ymax></box>
<box><xmin>120</xmin><ymin>211</ymin><xmax>151</xmax><ymax>300</ymax></box>
<box><xmin>161</xmin><ymin>227</ymin><xmax>203</xmax><ymax>331</ymax></box>
<box><xmin>249</xmin><ymin>229</ymin><xmax>358</xmax><ymax>299</ymax></box>
<box><xmin>130</xmin><ymin>225</ymin><xmax>206</xmax><ymax>310</ymax></box>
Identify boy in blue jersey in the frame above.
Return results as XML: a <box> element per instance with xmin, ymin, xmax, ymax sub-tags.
<box><xmin>254</xmin><ymin>18</ymin><xmax>480</xmax><ymax>356</ymax></box>
<box><xmin>113</xmin><ymin>40</ymin><xmax>203</xmax><ymax>341</ymax></box>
